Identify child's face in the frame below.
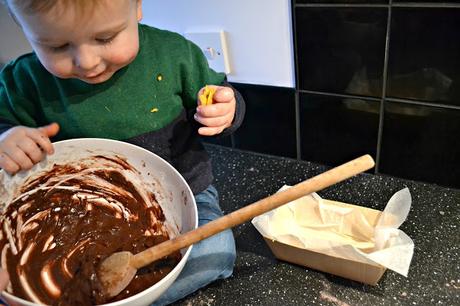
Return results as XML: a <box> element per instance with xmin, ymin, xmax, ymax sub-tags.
<box><xmin>12</xmin><ymin>0</ymin><xmax>142</xmax><ymax>84</ymax></box>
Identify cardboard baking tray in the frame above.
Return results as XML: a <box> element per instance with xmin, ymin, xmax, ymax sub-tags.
<box><xmin>260</xmin><ymin>199</ymin><xmax>387</xmax><ymax>285</ymax></box>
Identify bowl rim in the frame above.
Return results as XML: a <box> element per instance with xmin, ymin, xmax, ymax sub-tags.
<box><xmin>1</xmin><ymin>138</ymin><xmax>199</xmax><ymax>306</ymax></box>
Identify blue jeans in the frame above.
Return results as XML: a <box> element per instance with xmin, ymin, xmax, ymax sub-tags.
<box><xmin>152</xmin><ymin>185</ymin><xmax>236</xmax><ymax>305</ymax></box>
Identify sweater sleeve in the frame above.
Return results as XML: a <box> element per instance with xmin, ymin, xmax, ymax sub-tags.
<box><xmin>219</xmin><ymin>78</ymin><xmax>246</xmax><ymax>137</ymax></box>
<box><xmin>0</xmin><ymin>62</ymin><xmax>40</xmax><ymax>135</ymax></box>
<box><xmin>0</xmin><ymin>80</ymin><xmax>15</xmax><ymax>135</ymax></box>
<box><xmin>180</xmin><ymin>39</ymin><xmax>246</xmax><ymax>136</ymax></box>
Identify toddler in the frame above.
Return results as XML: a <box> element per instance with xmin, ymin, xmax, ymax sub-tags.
<box><xmin>0</xmin><ymin>0</ymin><xmax>245</xmax><ymax>305</ymax></box>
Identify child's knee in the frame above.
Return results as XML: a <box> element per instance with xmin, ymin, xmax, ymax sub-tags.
<box><xmin>192</xmin><ymin>228</ymin><xmax>236</xmax><ymax>279</ymax></box>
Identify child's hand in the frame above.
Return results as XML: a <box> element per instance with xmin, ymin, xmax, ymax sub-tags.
<box><xmin>195</xmin><ymin>86</ymin><xmax>236</xmax><ymax>136</ymax></box>
<box><xmin>0</xmin><ymin>123</ymin><xmax>59</xmax><ymax>174</ymax></box>
<box><xmin>0</xmin><ymin>268</ymin><xmax>8</xmax><ymax>292</ymax></box>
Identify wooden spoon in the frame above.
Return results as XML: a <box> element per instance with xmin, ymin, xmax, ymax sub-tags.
<box><xmin>98</xmin><ymin>154</ymin><xmax>375</xmax><ymax>298</ymax></box>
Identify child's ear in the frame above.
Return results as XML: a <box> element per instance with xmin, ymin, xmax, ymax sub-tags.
<box><xmin>136</xmin><ymin>0</ymin><xmax>143</xmax><ymax>21</ymax></box>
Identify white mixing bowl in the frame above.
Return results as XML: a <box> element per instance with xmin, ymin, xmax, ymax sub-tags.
<box><xmin>0</xmin><ymin>138</ymin><xmax>198</xmax><ymax>306</ymax></box>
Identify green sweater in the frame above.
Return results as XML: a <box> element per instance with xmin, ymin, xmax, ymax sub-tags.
<box><xmin>0</xmin><ymin>24</ymin><xmax>245</xmax><ymax>193</ymax></box>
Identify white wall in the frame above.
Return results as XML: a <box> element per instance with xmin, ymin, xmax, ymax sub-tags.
<box><xmin>0</xmin><ymin>1</ymin><xmax>295</xmax><ymax>88</ymax></box>
<box><xmin>0</xmin><ymin>5</ymin><xmax>32</xmax><ymax>64</ymax></box>
<box><xmin>142</xmin><ymin>0</ymin><xmax>295</xmax><ymax>88</ymax></box>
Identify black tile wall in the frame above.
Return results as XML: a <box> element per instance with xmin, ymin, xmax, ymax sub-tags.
<box><xmin>388</xmin><ymin>8</ymin><xmax>460</xmax><ymax>105</ymax></box>
<box><xmin>297</xmin><ymin>0</ymin><xmax>387</xmax><ymax>3</ymax></box>
<box><xmin>296</xmin><ymin>7</ymin><xmax>387</xmax><ymax>97</ymax></box>
<box><xmin>205</xmin><ymin>1</ymin><xmax>460</xmax><ymax>189</ymax></box>
<box><xmin>299</xmin><ymin>93</ymin><xmax>379</xmax><ymax>165</ymax></box>
<box><xmin>231</xmin><ymin>83</ymin><xmax>297</xmax><ymax>158</ymax></box>
<box><xmin>393</xmin><ymin>0</ymin><xmax>460</xmax><ymax>2</ymax></box>
<box><xmin>380</xmin><ymin>102</ymin><xmax>460</xmax><ymax>188</ymax></box>
<box><xmin>293</xmin><ymin>1</ymin><xmax>460</xmax><ymax>188</ymax></box>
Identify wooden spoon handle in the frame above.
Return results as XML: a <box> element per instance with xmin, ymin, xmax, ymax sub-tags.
<box><xmin>131</xmin><ymin>154</ymin><xmax>375</xmax><ymax>269</ymax></box>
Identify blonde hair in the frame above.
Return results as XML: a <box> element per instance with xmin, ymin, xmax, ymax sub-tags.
<box><xmin>4</xmin><ymin>0</ymin><xmax>101</xmax><ymax>16</ymax></box>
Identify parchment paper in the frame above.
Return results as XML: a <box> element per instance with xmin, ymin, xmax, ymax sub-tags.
<box><xmin>252</xmin><ymin>187</ymin><xmax>414</xmax><ymax>276</ymax></box>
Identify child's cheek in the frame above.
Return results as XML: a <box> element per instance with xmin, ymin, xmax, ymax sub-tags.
<box><xmin>109</xmin><ymin>41</ymin><xmax>139</xmax><ymax>67</ymax></box>
<box><xmin>109</xmin><ymin>52</ymin><xmax>136</xmax><ymax>67</ymax></box>
<box><xmin>37</xmin><ymin>52</ymin><xmax>73</xmax><ymax>79</ymax></box>
<box><xmin>51</xmin><ymin>60</ymin><xmax>74</xmax><ymax>78</ymax></box>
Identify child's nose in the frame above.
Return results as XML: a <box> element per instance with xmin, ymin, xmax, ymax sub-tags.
<box><xmin>73</xmin><ymin>46</ymin><xmax>100</xmax><ymax>71</ymax></box>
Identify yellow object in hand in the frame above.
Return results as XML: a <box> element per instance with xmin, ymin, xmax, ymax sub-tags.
<box><xmin>199</xmin><ymin>85</ymin><xmax>216</xmax><ymax>106</ymax></box>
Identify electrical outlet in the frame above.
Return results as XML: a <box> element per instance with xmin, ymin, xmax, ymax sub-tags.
<box><xmin>185</xmin><ymin>31</ymin><xmax>231</xmax><ymax>74</ymax></box>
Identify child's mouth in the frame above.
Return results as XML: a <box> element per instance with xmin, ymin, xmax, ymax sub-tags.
<box><xmin>80</xmin><ymin>70</ymin><xmax>110</xmax><ymax>83</ymax></box>
<box><xmin>84</xmin><ymin>70</ymin><xmax>105</xmax><ymax>79</ymax></box>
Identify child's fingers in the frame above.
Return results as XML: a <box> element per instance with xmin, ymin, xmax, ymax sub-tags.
<box><xmin>213</xmin><ymin>87</ymin><xmax>234</xmax><ymax>103</ymax></box>
<box><xmin>0</xmin><ymin>152</ymin><xmax>20</xmax><ymax>174</ymax></box>
<box><xmin>38</xmin><ymin>122</ymin><xmax>60</xmax><ymax>137</ymax></box>
<box><xmin>194</xmin><ymin>112</ymin><xmax>232</xmax><ymax>128</ymax></box>
<box><xmin>195</xmin><ymin>86</ymin><xmax>236</xmax><ymax>136</ymax></box>
<box><xmin>17</xmin><ymin>138</ymin><xmax>46</xmax><ymax>163</ymax></box>
<box><xmin>197</xmin><ymin>86</ymin><xmax>233</xmax><ymax>106</ymax></box>
<box><xmin>28</xmin><ymin>128</ymin><xmax>55</xmax><ymax>155</ymax></box>
<box><xmin>3</xmin><ymin>146</ymin><xmax>34</xmax><ymax>171</ymax></box>
<box><xmin>196</xmin><ymin>102</ymin><xmax>233</xmax><ymax>118</ymax></box>
<box><xmin>0</xmin><ymin>268</ymin><xmax>9</xmax><ymax>291</ymax></box>
<box><xmin>198</xmin><ymin>126</ymin><xmax>227</xmax><ymax>136</ymax></box>
<box><xmin>196</xmin><ymin>114</ymin><xmax>233</xmax><ymax>136</ymax></box>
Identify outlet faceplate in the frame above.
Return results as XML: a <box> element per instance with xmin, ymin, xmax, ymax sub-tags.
<box><xmin>185</xmin><ymin>31</ymin><xmax>231</xmax><ymax>74</ymax></box>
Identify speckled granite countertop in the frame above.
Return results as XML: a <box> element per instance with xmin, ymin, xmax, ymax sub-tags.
<box><xmin>175</xmin><ymin>145</ymin><xmax>459</xmax><ymax>306</ymax></box>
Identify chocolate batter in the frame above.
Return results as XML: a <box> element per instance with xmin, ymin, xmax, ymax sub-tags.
<box><xmin>0</xmin><ymin>155</ymin><xmax>181</xmax><ymax>305</ymax></box>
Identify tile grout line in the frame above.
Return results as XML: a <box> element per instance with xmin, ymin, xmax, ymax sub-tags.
<box><xmin>297</xmin><ymin>3</ymin><xmax>389</xmax><ymax>8</ymax></box>
<box><xmin>375</xmin><ymin>0</ymin><xmax>393</xmax><ymax>174</ymax></box>
<box><xmin>292</xmin><ymin>0</ymin><xmax>302</xmax><ymax>160</ymax></box>
<box><xmin>392</xmin><ymin>2</ymin><xmax>460</xmax><ymax>8</ymax></box>
<box><xmin>296</xmin><ymin>3</ymin><xmax>460</xmax><ymax>9</ymax></box>
<box><xmin>299</xmin><ymin>89</ymin><xmax>381</xmax><ymax>102</ymax></box>
<box><xmin>299</xmin><ymin>86</ymin><xmax>460</xmax><ymax>111</ymax></box>
<box><xmin>386</xmin><ymin>97</ymin><xmax>460</xmax><ymax>110</ymax></box>
<box><xmin>295</xmin><ymin>92</ymin><xmax>301</xmax><ymax>160</ymax></box>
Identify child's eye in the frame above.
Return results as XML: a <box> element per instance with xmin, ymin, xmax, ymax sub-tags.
<box><xmin>96</xmin><ymin>35</ymin><xmax>116</xmax><ymax>45</ymax></box>
<box><xmin>49</xmin><ymin>44</ymin><xmax>69</xmax><ymax>52</ymax></box>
